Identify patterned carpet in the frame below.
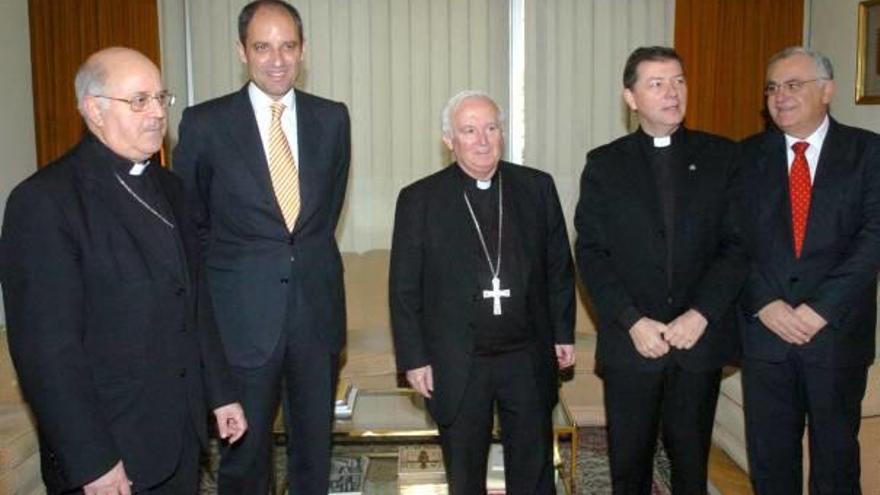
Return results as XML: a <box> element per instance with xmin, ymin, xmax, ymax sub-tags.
<box><xmin>559</xmin><ymin>426</ymin><xmax>673</xmax><ymax>494</ymax></box>
<box><xmin>199</xmin><ymin>426</ymin><xmax>676</xmax><ymax>494</ymax></box>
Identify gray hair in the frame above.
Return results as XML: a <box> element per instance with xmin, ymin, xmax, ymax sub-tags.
<box><xmin>74</xmin><ymin>58</ymin><xmax>108</xmax><ymax>115</ymax></box>
<box><xmin>768</xmin><ymin>46</ymin><xmax>834</xmax><ymax>80</ymax></box>
<box><xmin>441</xmin><ymin>90</ymin><xmax>506</xmax><ymax>137</ymax></box>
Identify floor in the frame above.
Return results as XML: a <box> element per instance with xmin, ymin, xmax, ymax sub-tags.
<box><xmin>708</xmin><ymin>445</ymin><xmax>754</xmax><ymax>495</ymax></box>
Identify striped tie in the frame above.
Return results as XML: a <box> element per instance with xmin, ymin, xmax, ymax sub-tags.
<box><xmin>268</xmin><ymin>102</ymin><xmax>300</xmax><ymax>231</ymax></box>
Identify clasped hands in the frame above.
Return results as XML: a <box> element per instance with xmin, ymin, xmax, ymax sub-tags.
<box><xmin>757</xmin><ymin>300</ymin><xmax>827</xmax><ymax>345</ymax></box>
<box><xmin>628</xmin><ymin>309</ymin><xmax>708</xmax><ymax>359</ymax></box>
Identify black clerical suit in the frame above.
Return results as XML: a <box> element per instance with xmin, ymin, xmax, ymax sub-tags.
<box><xmin>0</xmin><ymin>134</ymin><xmax>235</xmax><ymax>494</ymax></box>
<box><xmin>575</xmin><ymin>128</ymin><xmax>746</xmax><ymax>494</ymax></box>
<box><xmin>739</xmin><ymin>118</ymin><xmax>880</xmax><ymax>494</ymax></box>
<box><xmin>391</xmin><ymin>162</ymin><xmax>575</xmax><ymax>495</ymax></box>
<box><xmin>173</xmin><ymin>85</ymin><xmax>350</xmax><ymax>495</ymax></box>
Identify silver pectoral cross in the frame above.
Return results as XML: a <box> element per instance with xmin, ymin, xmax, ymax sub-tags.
<box><xmin>483</xmin><ymin>276</ymin><xmax>510</xmax><ymax>316</ymax></box>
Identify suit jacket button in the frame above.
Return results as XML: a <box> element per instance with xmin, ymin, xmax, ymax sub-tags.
<box><xmin>789</xmin><ymin>276</ymin><xmax>799</xmax><ymax>283</ymax></box>
<box><xmin>176</xmin><ymin>287</ymin><xmax>186</xmax><ymax>296</ymax></box>
<box><xmin>179</xmin><ymin>368</ymin><xmax>187</xmax><ymax>377</ymax></box>
<box><xmin>667</xmin><ymin>296</ymin><xmax>674</xmax><ymax>304</ymax></box>
<box><xmin>281</xmin><ymin>278</ymin><xmax>289</xmax><ymax>284</ymax></box>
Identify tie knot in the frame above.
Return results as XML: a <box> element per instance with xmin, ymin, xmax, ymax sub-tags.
<box><xmin>792</xmin><ymin>141</ymin><xmax>809</xmax><ymax>155</ymax></box>
<box><xmin>271</xmin><ymin>102</ymin><xmax>286</xmax><ymax>121</ymax></box>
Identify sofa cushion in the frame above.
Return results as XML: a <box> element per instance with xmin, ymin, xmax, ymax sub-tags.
<box><xmin>0</xmin><ymin>404</ymin><xmax>38</xmax><ymax>473</ymax></box>
<box><xmin>343</xmin><ymin>250</ymin><xmax>391</xmax><ymax>333</ymax></box>
<box><xmin>341</xmin><ymin>327</ymin><xmax>396</xmax><ymax>379</ymax></box>
<box><xmin>0</xmin><ymin>331</ymin><xmax>23</xmax><ymax>404</ymax></box>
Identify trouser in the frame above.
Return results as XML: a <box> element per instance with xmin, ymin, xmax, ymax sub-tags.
<box><xmin>437</xmin><ymin>350</ymin><xmax>555</xmax><ymax>495</ymax></box>
<box><xmin>603</xmin><ymin>363</ymin><xmax>721</xmax><ymax>495</ymax></box>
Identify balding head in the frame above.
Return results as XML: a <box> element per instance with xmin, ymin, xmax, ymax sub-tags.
<box><xmin>76</xmin><ymin>47</ymin><xmax>168</xmax><ymax>161</ymax></box>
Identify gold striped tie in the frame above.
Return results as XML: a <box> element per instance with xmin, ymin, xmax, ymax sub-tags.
<box><xmin>267</xmin><ymin>102</ymin><xmax>300</xmax><ymax>230</ymax></box>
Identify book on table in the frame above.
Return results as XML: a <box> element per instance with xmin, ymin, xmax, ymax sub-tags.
<box><xmin>334</xmin><ymin>380</ymin><xmax>359</xmax><ymax>419</ymax></box>
<box><xmin>328</xmin><ymin>455</ymin><xmax>369</xmax><ymax>495</ymax></box>
<box><xmin>397</xmin><ymin>444</ymin><xmax>507</xmax><ymax>494</ymax></box>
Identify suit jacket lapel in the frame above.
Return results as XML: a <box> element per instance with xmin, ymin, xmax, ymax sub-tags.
<box><xmin>804</xmin><ymin>119</ymin><xmax>846</xmax><ymax>256</ymax></box>
<box><xmin>226</xmin><ymin>86</ymin><xmax>279</xmax><ymax>214</ymax></box>
<box><xmin>294</xmin><ymin>90</ymin><xmax>323</xmax><ymax>232</ymax></box>
<box><xmin>435</xmin><ymin>165</ymin><xmax>485</xmax><ymax>290</ymax></box>
<box><xmin>79</xmin><ymin>150</ymin><xmax>184</xmax><ymax>284</ymax></box>
<box><xmin>152</xmin><ymin>168</ymin><xmax>192</xmax><ymax>288</ymax></box>
<box><xmin>620</xmin><ymin>134</ymin><xmax>667</xmax><ymax>254</ymax></box>
<box><xmin>759</xmin><ymin>130</ymin><xmax>796</xmax><ymax>259</ymax></box>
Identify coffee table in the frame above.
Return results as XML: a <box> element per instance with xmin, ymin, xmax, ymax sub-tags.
<box><xmin>331</xmin><ymin>376</ymin><xmax>577</xmax><ymax>494</ymax></box>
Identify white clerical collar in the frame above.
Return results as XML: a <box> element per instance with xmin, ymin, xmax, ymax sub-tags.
<box><xmin>653</xmin><ymin>135</ymin><xmax>671</xmax><ymax>148</ymax></box>
<box><xmin>129</xmin><ymin>161</ymin><xmax>150</xmax><ymax>176</ymax></box>
<box><xmin>476</xmin><ymin>179</ymin><xmax>492</xmax><ymax>190</ymax></box>
<box><xmin>247</xmin><ymin>82</ymin><xmax>295</xmax><ymax>114</ymax></box>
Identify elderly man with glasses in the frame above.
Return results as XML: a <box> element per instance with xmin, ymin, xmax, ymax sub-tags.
<box><xmin>739</xmin><ymin>46</ymin><xmax>880</xmax><ymax>494</ymax></box>
<box><xmin>0</xmin><ymin>46</ymin><xmax>246</xmax><ymax>495</ymax></box>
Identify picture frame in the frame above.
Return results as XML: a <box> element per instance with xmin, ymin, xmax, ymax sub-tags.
<box><xmin>856</xmin><ymin>0</ymin><xmax>880</xmax><ymax>103</ymax></box>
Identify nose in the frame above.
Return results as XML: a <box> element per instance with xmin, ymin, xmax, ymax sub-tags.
<box><xmin>269</xmin><ymin>47</ymin><xmax>284</xmax><ymax>66</ymax></box>
<box><xmin>144</xmin><ymin>96</ymin><xmax>166</xmax><ymax>118</ymax></box>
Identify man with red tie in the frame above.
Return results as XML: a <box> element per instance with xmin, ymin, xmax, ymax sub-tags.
<box><xmin>740</xmin><ymin>46</ymin><xmax>880</xmax><ymax>494</ymax></box>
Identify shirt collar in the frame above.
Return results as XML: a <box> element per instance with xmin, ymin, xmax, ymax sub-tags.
<box><xmin>247</xmin><ymin>82</ymin><xmax>296</xmax><ymax>114</ymax></box>
<box><xmin>784</xmin><ymin>114</ymin><xmax>829</xmax><ymax>151</ymax></box>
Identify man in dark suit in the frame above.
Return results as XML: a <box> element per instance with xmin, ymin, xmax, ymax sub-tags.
<box><xmin>390</xmin><ymin>90</ymin><xmax>575</xmax><ymax>494</ymax></box>
<box><xmin>1</xmin><ymin>47</ymin><xmax>246</xmax><ymax>495</ymax></box>
<box><xmin>172</xmin><ymin>1</ymin><xmax>350</xmax><ymax>493</ymax></box>
<box><xmin>739</xmin><ymin>46</ymin><xmax>880</xmax><ymax>495</ymax></box>
<box><xmin>575</xmin><ymin>46</ymin><xmax>747</xmax><ymax>494</ymax></box>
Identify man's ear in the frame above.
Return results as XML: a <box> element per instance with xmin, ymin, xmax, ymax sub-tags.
<box><xmin>442</xmin><ymin>134</ymin><xmax>454</xmax><ymax>152</ymax></box>
<box><xmin>622</xmin><ymin>88</ymin><xmax>638</xmax><ymax>112</ymax></box>
<box><xmin>82</xmin><ymin>96</ymin><xmax>104</xmax><ymax>128</ymax></box>
<box><xmin>821</xmin><ymin>79</ymin><xmax>837</xmax><ymax>105</ymax></box>
<box><xmin>236</xmin><ymin>40</ymin><xmax>247</xmax><ymax>65</ymax></box>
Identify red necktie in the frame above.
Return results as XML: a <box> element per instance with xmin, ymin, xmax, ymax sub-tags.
<box><xmin>789</xmin><ymin>141</ymin><xmax>811</xmax><ymax>258</ymax></box>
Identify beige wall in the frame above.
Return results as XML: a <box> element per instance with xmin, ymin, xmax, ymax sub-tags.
<box><xmin>808</xmin><ymin>0</ymin><xmax>880</xmax><ymax>132</ymax></box>
<box><xmin>0</xmin><ymin>0</ymin><xmax>37</xmax><ymax>324</ymax></box>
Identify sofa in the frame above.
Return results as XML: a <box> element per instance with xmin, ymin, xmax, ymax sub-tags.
<box><xmin>339</xmin><ymin>250</ymin><xmax>880</xmax><ymax>492</ymax></box>
<box><xmin>2</xmin><ymin>249</ymin><xmax>877</xmax><ymax>493</ymax></box>
<box><xmin>713</xmin><ymin>351</ymin><xmax>880</xmax><ymax>491</ymax></box>
<box><xmin>338</xmin><ymin>250</ymin><xmax>605</xmax><ymax>416</ymax></box>
<box><xmin>0</xmin><ymin>329</ymin><xmax>44</xmax><ymax>495</ymax></box>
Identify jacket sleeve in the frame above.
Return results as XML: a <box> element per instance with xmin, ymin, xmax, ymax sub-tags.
<box><xmin>543</xmin><ymin>176</ymin><xmax>576</xmax><ymax>344</ymax></box>
<box><xmin>1</xmin><ymin>182</ymin><xmax>119</xmax><ymax>489</ymax></box>
<box><xmin>807</xmin><ymin>135</ymin><xmax>880</xmax><ymax>325</ymax></box>
<box><xmin>389</xmin><ymin>186</ymin><xmax>429</xmax><ymax>372</ymax></box>
<box><xmin>687</xmin><ymin>145</ymin><xmax>748</xmax><ymax>324</ymax></box>
<box><xmin>574</xmin><ymin>153</ymin><xmax>641</xmax><ymax>331</ymax></box>
<box><xmin>172</xmin><ymin>108</ymin><xmax>212</xmax><ymax>255</ymax></box>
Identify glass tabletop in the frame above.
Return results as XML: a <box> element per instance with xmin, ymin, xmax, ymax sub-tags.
<box><xmin>334</xmin><ymin>386</ymin><xmax>575</xmax><ymax>438</ymax></box>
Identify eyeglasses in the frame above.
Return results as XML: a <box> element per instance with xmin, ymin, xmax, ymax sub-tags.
<box><xmin>764</xmin><ymin>79</ymin><xmax>825</xmax><ymax>96</ymax></box>
<box><xmin>92</xmin><ymin>91</ymin><xmax>176</xmax><ymax>112</ymax></box>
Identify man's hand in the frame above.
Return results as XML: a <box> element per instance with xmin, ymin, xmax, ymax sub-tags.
<box><xmin>628</xmin><ymin>317</ymin><xmax>670</xmax><ymax>359</ymax></box>
<box><xmin>406</xmin><ymin>365</ymin><xmax>433</xmax><ymax>399</ymax></box>
<box><xmin>84</xmin><ymin>461</ymin><xmax>131</xmax><ymax>495</ymax></box>
<box><xmin>794</xmin><ymin>303</ymin><xmax>828</xmax><ymax>340</ymax></box>
<box><xmin>555</xmin><ymin>344</ymin><xmax>575</xmax><ymax>369</ymax></box>
<box><xmin>757</xmin><ymin>300</ymin><xmax>812</xmax><ymax>344</ymax></box>
<box><xmin>664</xmin><ymin>309</ymin><xmax>708</xmax><ymax>350</ymax></box>
<box><xmin>214</xmin><ymin>402</ymin><xmax>248</xmax><ymax>444</ymax></box>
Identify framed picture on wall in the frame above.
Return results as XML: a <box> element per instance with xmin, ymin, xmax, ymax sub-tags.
<box><xmin>857</xmin><ymin>0</ymin><xmax>880</xmax><ymax>103</ymax></box>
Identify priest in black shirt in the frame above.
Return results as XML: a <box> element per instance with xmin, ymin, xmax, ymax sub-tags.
<box><xmin>390</xmin><ymin>90</ymin><xmax>575</xmax><ymax>494</ymax></box>
<box><xmin>575</xmin><ymin>46</ymin><xmax>747</xmax><ymax>494</ymax></box>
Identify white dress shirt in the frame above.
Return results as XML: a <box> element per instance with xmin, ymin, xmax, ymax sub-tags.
<box><xmin>784</xmin><ymin>114</ymin><xmax>829</xmax><ymax>184</ymax></box>
<box><xmin>247</xmin><ymin>82</ymin><xmax>300</xmax><ymax>167</ymax></box>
